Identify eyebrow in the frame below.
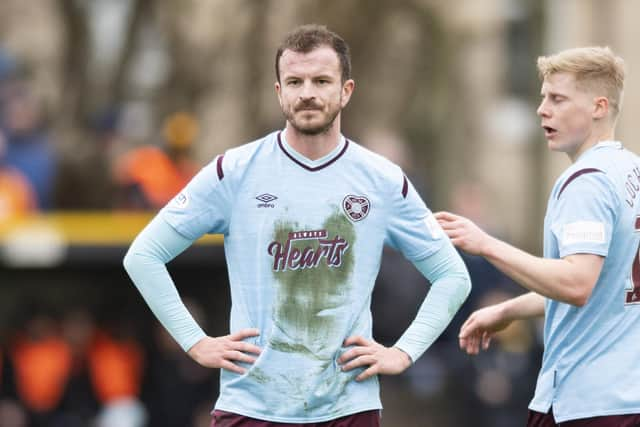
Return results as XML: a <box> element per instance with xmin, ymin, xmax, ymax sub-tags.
<box><xmin>540</xmin><ymin>90</ymin><xmax>566</xmax><ymax>98</ymax></box>
<box><xmin>283</xmin><ymin>73</ymin><xmax>336</xmax><ymax>82</ymax></box>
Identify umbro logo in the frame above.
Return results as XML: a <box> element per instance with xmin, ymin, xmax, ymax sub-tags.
<box><xmin>256</xmin><ymin>193</ymin><xmax>277</xmax><ymax>208</ymax></box>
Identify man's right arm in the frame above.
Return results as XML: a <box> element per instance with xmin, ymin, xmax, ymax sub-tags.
<box><xmin>123</xmin><ymin>215</ymin><xmax>261</xmax><ymax>372</ymax></box>
<box><xmin>434</xmin><ymin>211</ymin><xmax>603</xmax><ymax>307</ymax></box>
<box><xmin>123</xmin><ymin>214</ymin><xmax>207</xmax><ymax>351</ymax></box>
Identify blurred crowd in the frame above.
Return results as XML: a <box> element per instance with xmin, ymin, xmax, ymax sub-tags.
<box><xmin>0</xmin><ymin>297</ymin><xmax>216</xmax><ymax>427</ymax></box>
<box><xmin>0</xmin><ymin>47</ymin><xmax>200</xmax><ymax>222</ymax></box>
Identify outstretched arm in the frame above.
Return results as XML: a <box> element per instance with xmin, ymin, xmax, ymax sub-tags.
<box><xmin>459</xmin><ymin>291</ymin><xmax>544</xmax><ymax>355</ymax></box>
<box><xmin>434</xmin><ymin>211</ymin><xmax>603</xmax><ymax>306</ymax></box>
<box><xmin>339</xmin><ymin>241</ymin><xmax>471</xmax><ymax>381</ymax></box>
<box><xmin>123</xmin><ymin>215</ymin><xmax>261</xmax><ymax>373</ymax></box>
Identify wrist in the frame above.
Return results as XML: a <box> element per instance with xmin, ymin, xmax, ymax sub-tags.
<box><xmin>393</xmin><ymin>346</ymin><xmax>414</xmax><ymax>368</ymax></box>
<box><xmin>186</xmin><ymin>336</ymin><xmax>206</xmax><ymax>361</ymax></box>
<box><xmin>498</xmin><ymin>299</ymin><xmax>517</xmax><ymax>323</ymax></box>
<box><xmin>479</xmin><ymin>233</ymin><xmax>496</xmax><ymax>259</ymax></box>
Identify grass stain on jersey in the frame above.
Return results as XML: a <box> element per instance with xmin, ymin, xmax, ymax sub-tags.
<box><xmin>247</xmin><ymin>366</ymin><xmax>270</xmax><ymax>385</ymax></box>
<box><xmin>268</xmin><ymin>340</ymin><xmax>317</xmax><ymax>358</ymax></box>
<box><xmin>270</xmin><ymin>208</ymin><xmax>355</xmax><ymax>355</ymax></box>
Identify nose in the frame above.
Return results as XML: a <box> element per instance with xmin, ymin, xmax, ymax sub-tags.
<box><xmin>299</xmin><ymin>81</ymin><xmax>316</xmax><ymax>101</ymax></box>
<box><xmin>537</xmin><ymin>99</ymin><xmax>549</xmax><ymax>118</ymax></box>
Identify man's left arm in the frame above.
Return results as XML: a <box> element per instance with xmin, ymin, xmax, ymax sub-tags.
<box><xmin>339</xmin><ymin>242</ymin><xmax>471</xmax><ymax>380</ymax></box>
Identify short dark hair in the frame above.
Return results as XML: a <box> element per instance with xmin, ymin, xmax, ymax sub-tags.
<box><xmin>275</xmin><ymin>24</ymin><xmax>351</xmax><ymax>83</ymax></box>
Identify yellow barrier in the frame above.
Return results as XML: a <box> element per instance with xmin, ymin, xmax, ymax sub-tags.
<box><xmin>0</xmin><ymin>212</ymin><xmax>223</xmax><ymax>246</ymax></box>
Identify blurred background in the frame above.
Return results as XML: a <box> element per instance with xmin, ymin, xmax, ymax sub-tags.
<box><xmin>0</xmin><ymin>0</ymin><xmax>638</xmax><ymax>426</ymax></box>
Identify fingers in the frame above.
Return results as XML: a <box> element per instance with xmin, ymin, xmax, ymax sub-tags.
<box><xmin>459</xmin><ymin>316</ymin><xmax>481</xmax><ymax>355</ymax></box>
<box><xmin>341</xmin><ymin>354</ymin><xmax>376</xmax><ymax>372</ymax></box>
<box><xmin>434</xmin><ymin>214</ymin><xmax>466</xmax><ymax>241</ymax></box>
<box><xmin>459</xmin><ymin>315</ymin><xmax>477</xmax><ymax>339</ymax></box>
<box><xmin>433</xmin><ymin>211</ymin><xmax>460</xmax><ymax>222</ymax></box>
<box><xmin>459</xmin><ymin>317</ymin><xmax>494</xmax><ymax>355</ymax></box>
<box><xmin>343</xmin><ymin>335</ymin><xmax>370</xmax><ymax>347</ymax></box>
<box><xmin>356</xmin><ymin>366</ymin><xmax>378</xmax><ymax>382</ymax></box>
<box><xmin>338</xmin><ymin>340</ymin><xmax>373</xmax><ymax>364</ymax></box>
<box><xmin>219</xmin><ymin>359</ymin><xmax>247</xmax><ymax>375</ymax></box>
<box><xmin>482</xmin><ymin>331</ymin><xmax>492</xmax><ymax>350</ymax></box>
<box><xmin>226</xmin><ymin>329</ymin><xmax>262</xmax><ymax>355</ymax></box>
<box><xmin>228</xmin><ymin>328</ymin><xmax>260</xmax><ymax>341</ymax></box>
<box><xmin>459</xmin><ymin>335</ymin><xmax>479</xmax><ymax>355</ymax></box>
<box><xmin>339</xmin><ymin>337</ymin><xmax>379</xmax><ymax>380</ymax></box>
<box><xmin>231</xmin><ymin>340</ymin><xmax>262</xmax><ymax>355</ymax></box>
<box><xmin>226</xmin><ymin>350</ymin><xmax>258</xmax><ymax>364</ymax></box>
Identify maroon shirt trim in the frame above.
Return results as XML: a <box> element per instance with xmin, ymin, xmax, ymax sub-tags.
<box><xmin>277</xmin><ymin>131</ymin><xmax>349</xmax><ymax>172</ymax></box>
<box><xmin>402</xmin><ymin>175</ymin><xmax>409</xmax><ymax>199</ymax></box>
<box><xmin>557</xmin><ymin>168</ymin><xmax>603</xmax><ymax>199</ymax></box>
<box><xmin>216</xmin><ymin>155</ymin><xmax>225</xmax><ymax>180</ymax></box>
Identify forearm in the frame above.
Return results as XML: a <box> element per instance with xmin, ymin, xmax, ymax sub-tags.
<box><xmin>498</xmin><ymin>291</ymin><xmax>545</xmax><ymax>321</ymax></box>
<box><xmin>123</xmin><ymin>215</ymin><xmax>206</xmax><ymax>351</ymax></box>
<box><xmin>482</xmin><ymin>236</ymin><xmax>596</xmax><ymax>306</ymax></box>
<box><xmin>394</xmin><ymin>243</ymin><xmax>471</xmax><ymax>362</ymax></box>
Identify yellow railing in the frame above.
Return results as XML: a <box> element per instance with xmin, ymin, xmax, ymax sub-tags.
<box><xmin>0</xmin><ymin>212</ymin><xmax>223</xmax><ymax>246</ymax></box>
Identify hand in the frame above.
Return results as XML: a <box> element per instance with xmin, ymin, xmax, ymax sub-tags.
<box><xmin>459</xmin><ymin>304</ymin><xmax>511</xmax><ymax>355</ymax></box>
<box><xmin>338</xmin><ymin>336</ymin><xmax>412</xmax><ymax>381</ymax></box>
<box><xmin>434</xmin><ymin>211</ymin><xmax>492</xmax><ymax>256</ymax></box>
<box><xmin>187</xmin><ymin>328</ymin><xmax>261</xmax><ymax>374</ymax></box>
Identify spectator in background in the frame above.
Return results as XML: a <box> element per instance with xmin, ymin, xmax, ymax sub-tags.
<box><xmin>0</xmin><ymin>130</ymin><xmax>37</xmax><ymax>222</ymax></box>
<box><xmin>142</xmin><ymin>298</ymin><xmax>216</xmax><ymax>427</ymax></box>
<box><xmin>57</xmin><ymin>307</ymin><xmax>100</xmax><ymax>426</ymax></box>
<box><xmin>89</xmin><ymin>302</ymin><xmax>147</xmax><ymax>427</ymax></box>
<box><xmin>8</xmin><ymin>303</ymin><xmax>72</xmax><ymax>426</ymax></box>
<box><xmin>444</xmin><ymin>181</ymin><xmax>521</xmax><ymax>338</ymax></box>
<box><xmin>54</xmin><ymin>108</ymin><xmax>124</xmax><ymax>210</ymax></box>
<box><xmin>0</xmin><ymin>400</ymin><xmax>27</xmax><ymax>427</ymax></box>
<box><xmin>0</xmin><ymin>83</ymin><xmax>57</xmax><ymax>210</ymax></box>
<box><xmin>0</xmin><ymin>324</ymin><xmax>27</xmax><ymax>427</ymax></box>
<box><xmin>113</xmin><ymin>111</ymin><xmax>199</xmax><ymax>210</ymax></box>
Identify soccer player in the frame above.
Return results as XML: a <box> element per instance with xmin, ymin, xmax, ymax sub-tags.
<box><xmin>435</xmin><ymin>46</ymin><xmax>640</xmax><ymax>426</ymax></box>
<box><xmin>123</xmin><ymin>24</ymin><xmax>471</xmax><ymax>426</ymax></box>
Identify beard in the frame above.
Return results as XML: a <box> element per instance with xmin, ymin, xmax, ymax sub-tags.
<box><xmin>283</xmin><ymin>99</ymin><xmax>342</xmax><ymax>136</ymax></box>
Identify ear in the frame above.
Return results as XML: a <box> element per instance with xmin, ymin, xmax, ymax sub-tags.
<box><xmin>275</xmin><ymin>81</ymin><xmax>283</xmax><ymax>107</ymax></box>
<box><xmin>340</xmin><ymin>79</ymin><xmax>355</xmax><ymax>108</ymax></box>
<box><xmin>592</xmin><ymin>96</ymin><xmax>609</xmax><ymax>120</ymax></box>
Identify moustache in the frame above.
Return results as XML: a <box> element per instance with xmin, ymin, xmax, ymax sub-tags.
<box><xmin>295</xmin><ymin>100</ymin><xmax>323</xmax><ymax>111</ymax></box>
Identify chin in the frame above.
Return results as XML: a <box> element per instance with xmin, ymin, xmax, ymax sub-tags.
<box><xmin>547</xmin><ymin>139</ymin><xmax>563</xmax><ymax>152</ymax></box>
<box><xmin>292</xmin><ymin>119</ymin><xmax>334</xmax><ymax>136</ymax></box>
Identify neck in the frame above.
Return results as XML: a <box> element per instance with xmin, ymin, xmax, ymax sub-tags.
<box><xmin>284</xmin><ymin>118</ymin><xmax>342</xmax><ymax>161</ymax></box>
<box><xmin>569</xmin><ymin>123</ymin><xmax>616</xmax><ymax>163</ymax></box>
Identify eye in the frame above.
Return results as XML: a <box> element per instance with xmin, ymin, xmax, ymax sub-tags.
<box><xmin>287</xmin><ymin>79</ymin><xmax>301</xmax><ymax>87</ymax></box>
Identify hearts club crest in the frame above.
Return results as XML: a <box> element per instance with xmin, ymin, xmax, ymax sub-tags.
<box><xmin>342</xmin><ymin>195</ymin><xmax>370</xmax><ymax>222</ymax></box>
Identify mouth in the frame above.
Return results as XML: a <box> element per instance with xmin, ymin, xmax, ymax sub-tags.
<box><xmin>542</xmin><ymin>125</ymin><xmax>557</xmax><ymax>139</ymax></box>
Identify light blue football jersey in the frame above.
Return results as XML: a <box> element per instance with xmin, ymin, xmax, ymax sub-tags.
<box><xmin>160</xmin><ymin>131</ymin><xmax>444</xmax><ymax>423</ymax></box>
<box><xmin>530</xmin><ymin>141</ymin><xmax>640</xmax><ymax>422</ymax></box>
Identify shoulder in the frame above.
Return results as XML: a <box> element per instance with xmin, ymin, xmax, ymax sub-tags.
<box><xmin>553</xmin><ymin>154</ymin><xmax>621</xmax><ymax>205</ymax></box>
<box><xmin>555</xmin><ymin>166</ymin><xmax>609</xmax><ymax>200</ymax></box>
<box><xmin>214</xmin><ymin>132</ymin><xmax>279</xmax><ymax>179</ymax></box>
<box><xmin>346</xmin><ymin>139</ymin><xmax>405</xmax><ymax>187</ymax></box>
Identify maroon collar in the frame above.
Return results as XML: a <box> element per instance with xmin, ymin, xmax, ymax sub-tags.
<box><xmin>277</xmin><ymin>131</ymin><xmax>349</xmax><ymax>172</ymax></box>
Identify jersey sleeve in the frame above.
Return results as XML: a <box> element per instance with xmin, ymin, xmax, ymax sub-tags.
<box><xmin>161</xmin><ymin>155</ymin><xmax>234</xmax><ymax>240</ymax></box>
<box><xmin>385</xmin><ymin>173</ymin><xmax>445</xmax><ymax>261</ymax></box>
<box><xmin>551</xmin><ymin>171</ymin><xmax>618</xmax><ymax>258</ymax></box>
